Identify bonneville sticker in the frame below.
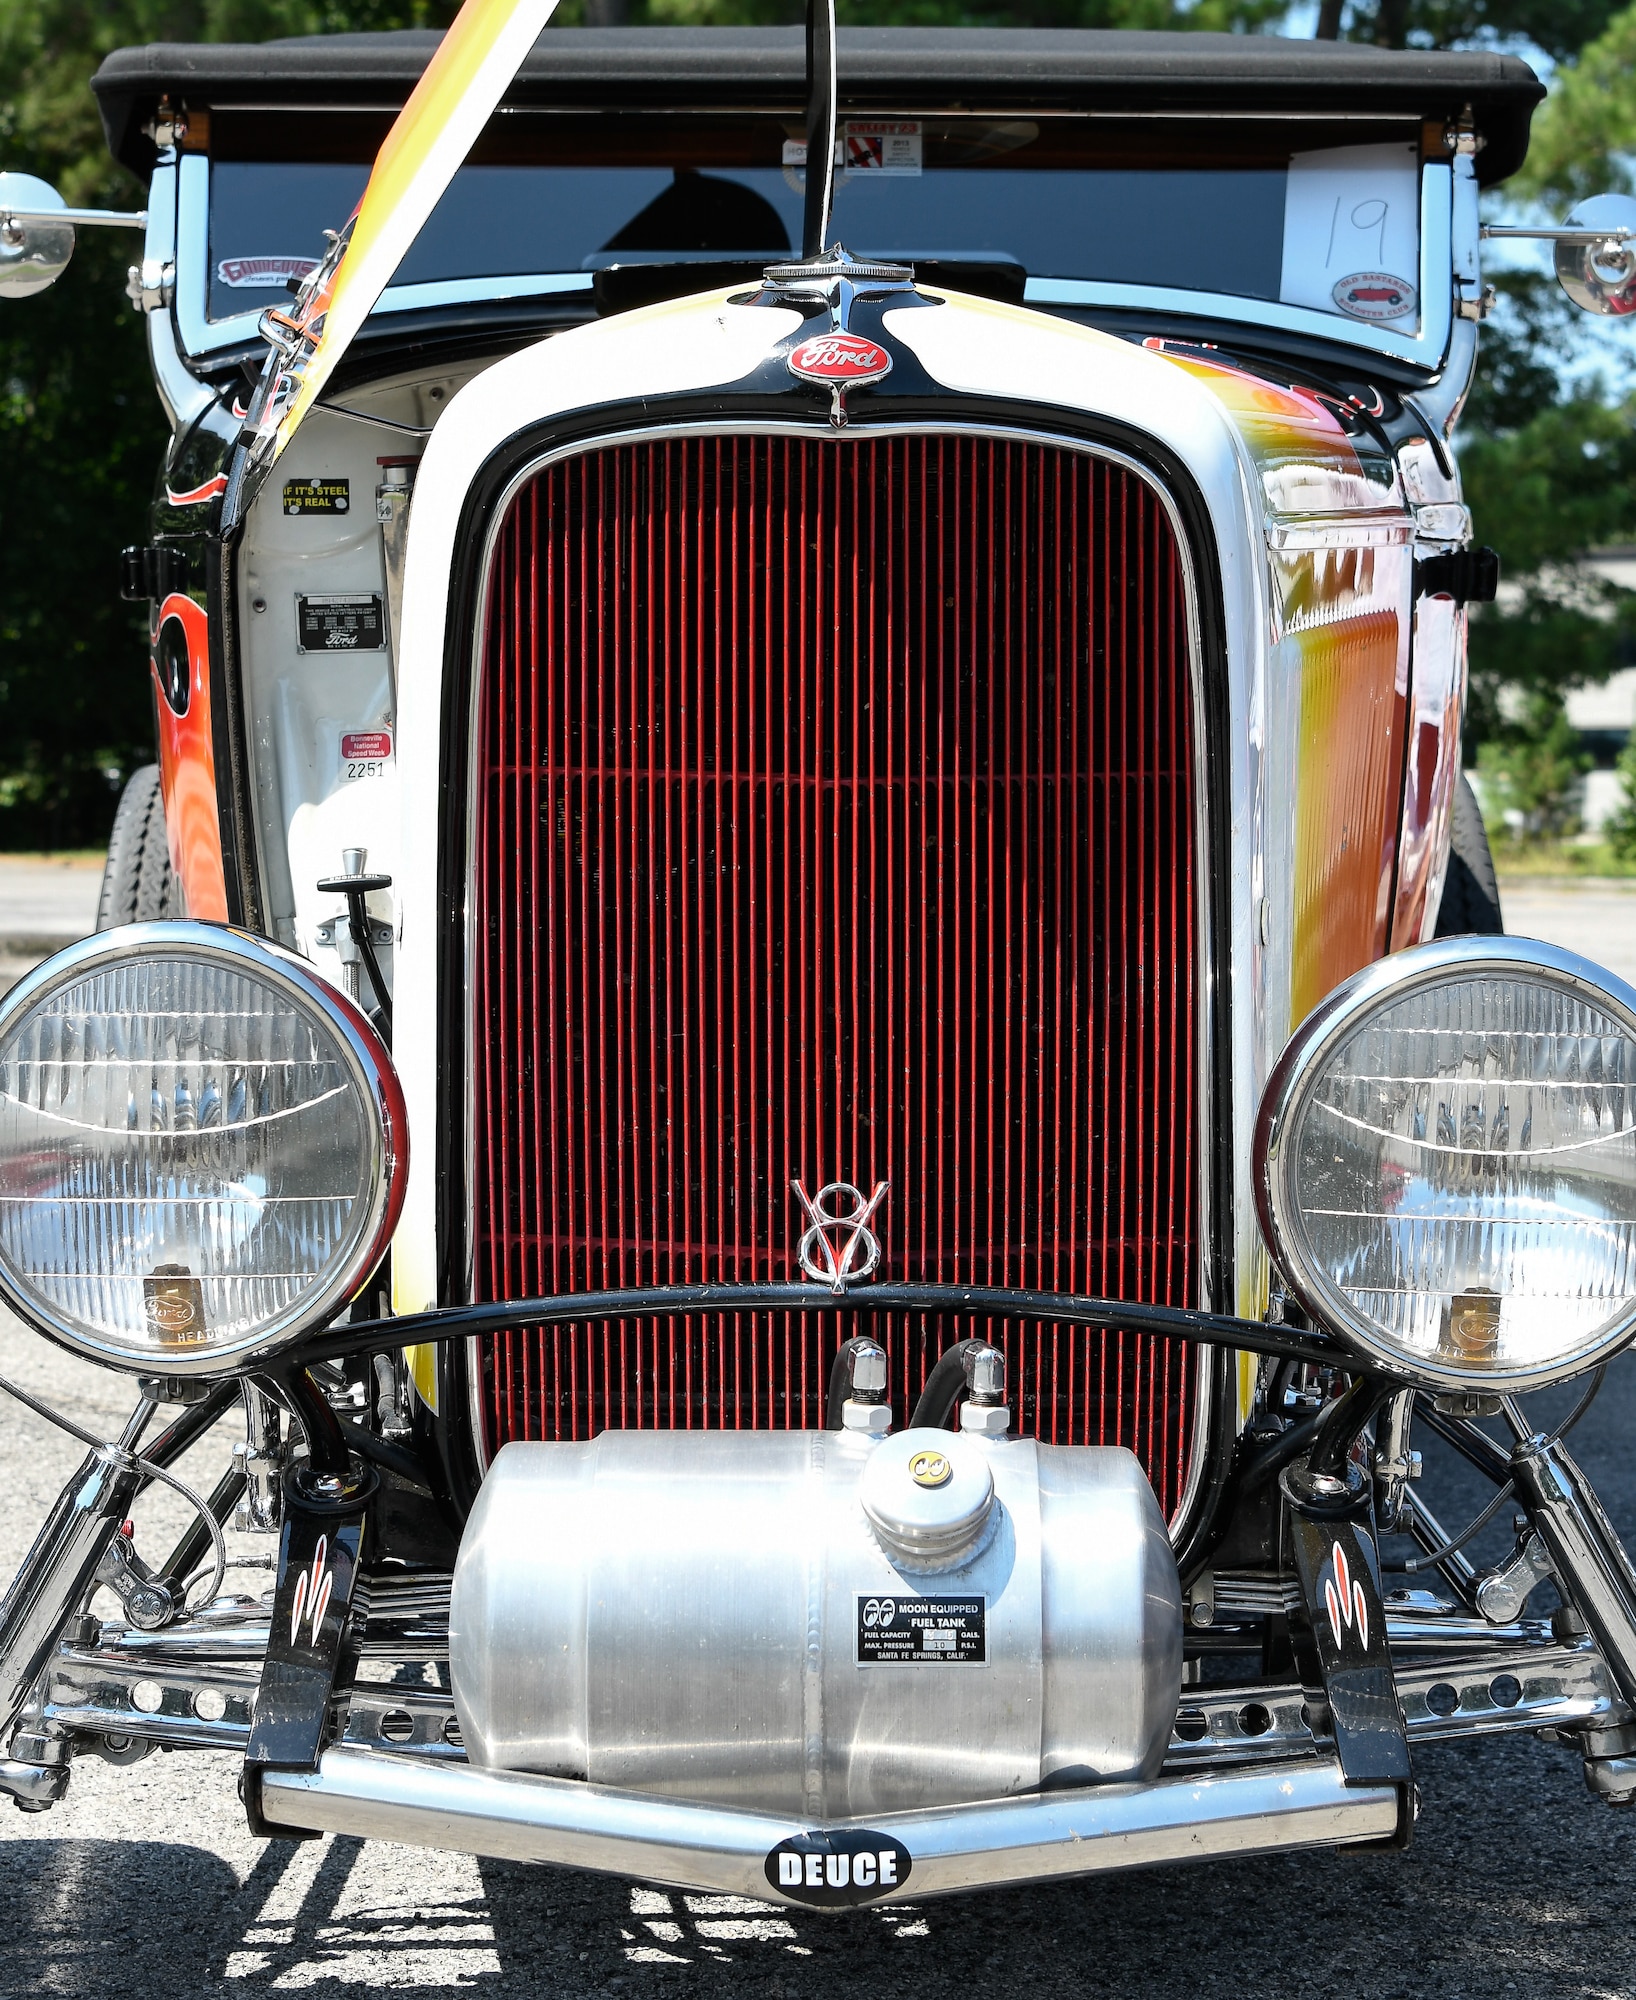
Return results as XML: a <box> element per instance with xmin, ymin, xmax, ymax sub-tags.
<box><xmin>283</xmin><ymin>477</ymin><xmax>350</xmax><ymax>516</ymax></box>
<box><xmin>764</xmin><ymin>1830</ymin><xmax>911</xmax><ymax>1907</ymax></box>
<box><xmin>297</xmin><ymin>594</ymin><xmax>385</xmax><ymax>653</ymax></box>
<box><xmin>340</xmin><ymin>729</ymin><xmax>393</xmax><ymax>780</ymax></box>
<box><xmin>857</xmin><ymin>1594</ymin><xmax>986</xmax><ymax>1664</ymax></box>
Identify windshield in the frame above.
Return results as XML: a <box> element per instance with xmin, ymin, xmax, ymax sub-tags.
<box><xmin>206</xmin><ymin>117</ymin><xmax>1424</xmax><ymax>336</ymax></box>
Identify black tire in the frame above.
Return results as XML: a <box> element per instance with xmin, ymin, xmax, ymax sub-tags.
<box><xmin>1434</xmin><ymin>771</ymin><xmax>1503</xmax><ymax>937</ymax></box>
<box><xmin>97</xmin><ymin>764</ymin><xmax>182</xmax><ymax>930</ymax></box>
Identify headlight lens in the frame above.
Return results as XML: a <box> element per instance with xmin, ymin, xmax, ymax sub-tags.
<box><xmin>0</xmin><ymin>923</ymin><xmax>406</xmax><ymax>1375</ymax></box>
<box><xmin>1256</xmin><ymin>937</ymin><xmax>1636</xmax><ymax>1392</ymax></box>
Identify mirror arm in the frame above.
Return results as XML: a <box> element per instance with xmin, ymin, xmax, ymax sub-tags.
<box><xmin>1482</xmin><ymin>225</ymin><xmax>1635</xmax><ymax>244</ymax></box>
<box><xmin>0</xmin><ymin>206</ymin><xmax>147</xmax><ymax>231</ymax></box>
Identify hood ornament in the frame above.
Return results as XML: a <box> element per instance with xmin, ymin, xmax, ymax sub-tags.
<box><xmin>763</xmin><ymin>244</ymin><xmax>914</xmax><ymax>426</ymax></box>
<box><xmin>791</xmin><ymin>1179</ymin><xmax>889</xmax><ymax>1293</ymax></box>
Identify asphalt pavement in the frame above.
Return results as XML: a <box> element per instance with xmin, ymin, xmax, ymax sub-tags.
<box><xmin>3</xmin><ymin>1312</ymin><xmax>1636</xmax><ymax>1997</ymax></box>
<box><xmin>1</xmin><ymin>862</ymin><xmax>1635</xmax><ymax>1996</ymax></box>
<box><xmin>0</xmin><ymin>855</ymin><xmax>102</xmax><ymax>998</ymax></box>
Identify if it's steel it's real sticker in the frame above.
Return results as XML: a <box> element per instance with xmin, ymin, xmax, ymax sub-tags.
<box><xmin>764</xmin><ymin>1830</ymin><xmax>912</xmax><ymax>1907</ymax></box>
<box><xmin>283</xmin><ymin>477</ymin><xmax>350</xmax><ymax>516</ymax></box>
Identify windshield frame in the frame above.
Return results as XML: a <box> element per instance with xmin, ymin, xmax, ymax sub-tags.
<box><xmin>169</xmin><ymin>144</ymin><xmax>1455</xmax><ymax>377</ymax></box>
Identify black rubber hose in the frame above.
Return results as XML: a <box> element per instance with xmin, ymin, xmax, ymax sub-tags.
<box><xmin>348</xmin><ymin>888</ymin><xmax>393</xmax><ymax>1036</ymax></box>
<box><xmin>910</xmin><ymin>1339</ymin><xmax>985</xmax><ymax>1430</ymax></box>
<box><xmin>826</xmin><ymin>1336</ymin><xmax>881</xmax><ymax>1430</ymax></box>
<box><xmin>337</xmin><ymin>1417</ymin><xmax>434</xmax><ymax>1488</ymax></box>
<box><xmin>1307</xmin><ymin>1376</ymin><xmax>1393</xmax><ymax>1481</ymax></box>
<box><xmin>1237</xmin><ymin>1410</ymin><xmax>1326</xmax><ymax>1495</ymax></box>
<box><xmin>269</xmin><ymin>1366</ymin><xmax>356</xmax><ymax>1480</ymax></box>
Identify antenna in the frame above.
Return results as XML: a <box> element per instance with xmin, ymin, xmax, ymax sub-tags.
<box><xmin>801</xmin><ymin>0</ymin><xmax>838</xmax><ymax>259</ymax></box>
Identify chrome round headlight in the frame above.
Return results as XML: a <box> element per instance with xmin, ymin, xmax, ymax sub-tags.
<box><xmin>1256</xmin><ymin>936</ymin><xmax>1636</xmax><ymax>1393</ymax></box>
<box><xmin>0</xmin><ymin>923</ymin><xmax>406</xmax><ymax>1376</ymax></box>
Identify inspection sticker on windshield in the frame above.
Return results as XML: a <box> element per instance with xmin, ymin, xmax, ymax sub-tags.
<box><xmin>782</xmin><ymin>121</ymin><xmax>921</xmax><ymax>175</ymax></box>
<box><xmin>297</xmin><ymin>593</ymin><xmax>384</xmax><ymax>653</ymax></box>
<box><xmin>845</xmin><ymin>121</ymin><xmax>922</xmax><ymax>174</ymax></box>
<box><xmin>857</xmin><ymin>1595</ymin><xmax>986</xmax><ymax>1664</ymax></box>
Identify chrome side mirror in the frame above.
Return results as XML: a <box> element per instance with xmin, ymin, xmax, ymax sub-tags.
<box><xmin>0</xmin><ymin>174</ymin><xmax>74</xmax><ymax>297</ymax></box>
<box><xmin>1554</xmin><ymin>195</ymin><xmax>1636</xmax><ymax>317</ymax></box>
<box><xmin>1483</xmin><ymin>193</ymin><xmax>1636</xmax><ymax>318</ymax></box>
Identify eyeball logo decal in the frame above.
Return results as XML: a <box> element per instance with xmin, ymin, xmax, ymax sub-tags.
<box><xmin>1323</xmin><ymin>1540</ymin><xmax>1369</xmax><ymax>1651</ymax></box>
<box><xmin>787</xmin><ymin>333</ymin><xmax>892</xmax><ymax>386</ymax></box>
<box><xmin>908</xmin><ymin>1450</ymin><xmax>952</xmax><ymax>1489</ymax></box>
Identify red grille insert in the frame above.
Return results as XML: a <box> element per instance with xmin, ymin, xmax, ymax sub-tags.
<box><xmin>471</xmin><ymin>433</ymin><xmax>1203</xmax><ymax>1515</ymax></box>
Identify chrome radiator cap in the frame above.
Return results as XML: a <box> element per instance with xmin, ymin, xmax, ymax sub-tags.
<box><xmin>860</xmin><ymin>1427</ymin><xmax>996</xmax><ymax>1571</ymax></box>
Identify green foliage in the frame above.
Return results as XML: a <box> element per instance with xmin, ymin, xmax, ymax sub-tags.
<box><xmin>0</xmin><ymin>0</ymin><xmax>1623</xmax><ymax>843</ymax></box>
<box><xmin>0</xmin><ymin>230</ymin><xmax>163</xmax><ymax>844</ymax></box>
<box><xmin>1456</xmin><ymin>268</ymin><xmax>1636</xmax><ymax>769</ymax></box>
<box><xmin>1313</xmin><ymin>0</ymin><xmax>1623</xmax><ymax>60</ymax></box>
<box><xmin>1604</xmin><ymin>735</ymin><xmax>1636</xmax><ymax>860</ymax></box>
<box><xmin>0</xmin><ymin>0</ymin><xmax>462</xmax><ymax>846</ymax></box>
<box><xmin>1514</xmin><ymin>0</ymin><xmax>1636</xmax><ymax>207</ymax></box>
<box><xmin>1476</xmin><ymin>691</ymin><xmax>1591</xmax><ymax>839</ymax></box>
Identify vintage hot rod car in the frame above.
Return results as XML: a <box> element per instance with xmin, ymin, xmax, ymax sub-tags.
<box><xmin>2</xmin><ymin>7</ymin><xmax>1636</xmax><ymax>1909</ymax></box>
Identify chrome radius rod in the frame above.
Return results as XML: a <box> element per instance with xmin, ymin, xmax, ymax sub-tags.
<box><xmin>0</xmin><ymin>1383</ymin><xmax>237</xmax><ymax>1778</ymax></box>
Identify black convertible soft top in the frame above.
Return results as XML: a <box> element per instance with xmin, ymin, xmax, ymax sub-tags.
<box><xmin>93</xmin><ymin>25</ymin><xmax>1543</xmax><ymax>187</ymax></box>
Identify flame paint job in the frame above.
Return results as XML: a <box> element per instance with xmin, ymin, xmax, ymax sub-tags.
<box><xmin>1391</xmin><ymin>590</ymin><xmax>1466</xmax><ymax>948</ymax></box>
<box><xmin>152</xmin><ymin>591</ymin><xmax>229</xmax><ymax>921</ymax></box>
<box><xmin>1149</xmin><ymin>348</ymin><xmax>1411</xmax><ymax>1027</ymax></box>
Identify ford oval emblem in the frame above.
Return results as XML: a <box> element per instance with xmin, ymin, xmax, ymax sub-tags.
<box><xmin>787</xmin><ymin>332</ymin><xmax>892</xmax><ymax>387</ymax></box>
<box><xmin>764</xmin><ymin>1829</ymin><xmax>912</xmax><ymax>1907</ymax></box>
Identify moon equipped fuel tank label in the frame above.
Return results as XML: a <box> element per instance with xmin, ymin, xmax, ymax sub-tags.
<box><xmin>297</xmin><ymin>594</ymin><xmax>385</xmax><ymax>652</ymax></box>
<box><xmin>857</xmin><ymin>1595</ymin><xmax>986</xmax><ymax>1664</ymax></box>
<box><xmin>283</xmin><ymin>476</ymin><xmax>350</xmax><ymax>516</ymax></box>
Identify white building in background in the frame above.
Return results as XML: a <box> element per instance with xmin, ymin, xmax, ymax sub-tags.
<box><xmin>1569</xmin><ymin>546</ymin><xmax>1636</xmax><ymax>833</ymax></box>
<box><xmin>1479</xmin><ymin>546</ymin><xmax>1636</xmax><ymax>836</ymax></box>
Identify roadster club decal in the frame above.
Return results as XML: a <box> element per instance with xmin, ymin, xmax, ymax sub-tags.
<box><xmin>764</xmin><ymin>1830</ymin><xmax>911</xmax><ymax>1907</ymax></box>
<box><xmin>1330</xmin><ymin>270</ymin><xmax>1418</xmax><ymax>323</ymax></box>
<box><xmin>1323</xmin><ymin>1540</ymin><xmax>1370</xmax><ymax>1652</ymax></box>
<box><xmin>787</xmin><ymin>332</ymin><xmax>892</xmax><ymax>386</ymax></box>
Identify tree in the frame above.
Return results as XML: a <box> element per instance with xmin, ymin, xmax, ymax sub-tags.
<box><xmin>0</xmin><ymin>0</ymin><xmax>462</xmax><ymax>845</ymax></box>
<box><xmin>1477</xmin><ymin>689</ymin><xmax>1592</xmax><ymax>838</ymax></box>
<box><xmin>1313</xmin><ymin>0</ymin><xmax>1623</xmax><ymax>61</ymax></box>
<box><xmin>1513</xmin><ymin>1</ymin><xmax>1636</xmax><ymax>206</ymax></box>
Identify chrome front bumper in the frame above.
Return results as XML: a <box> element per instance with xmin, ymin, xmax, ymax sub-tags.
<box><xmin>258</xmin><ymin>1747</ymin><xmax>1401</xmax><ymax>1904</ymax></box>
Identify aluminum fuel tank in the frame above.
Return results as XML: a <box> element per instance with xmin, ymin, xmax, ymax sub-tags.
<box><xmin>449</xmin><ymin>1426</ymin><xmax>1182</xmax><ymax>1817</ymax></box>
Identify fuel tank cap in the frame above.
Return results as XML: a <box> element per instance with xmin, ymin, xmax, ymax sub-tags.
<box><xmin>859</xmin><ymin>1426</ymin><xmax>996</xmax><ymax>1572</ymax></box>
